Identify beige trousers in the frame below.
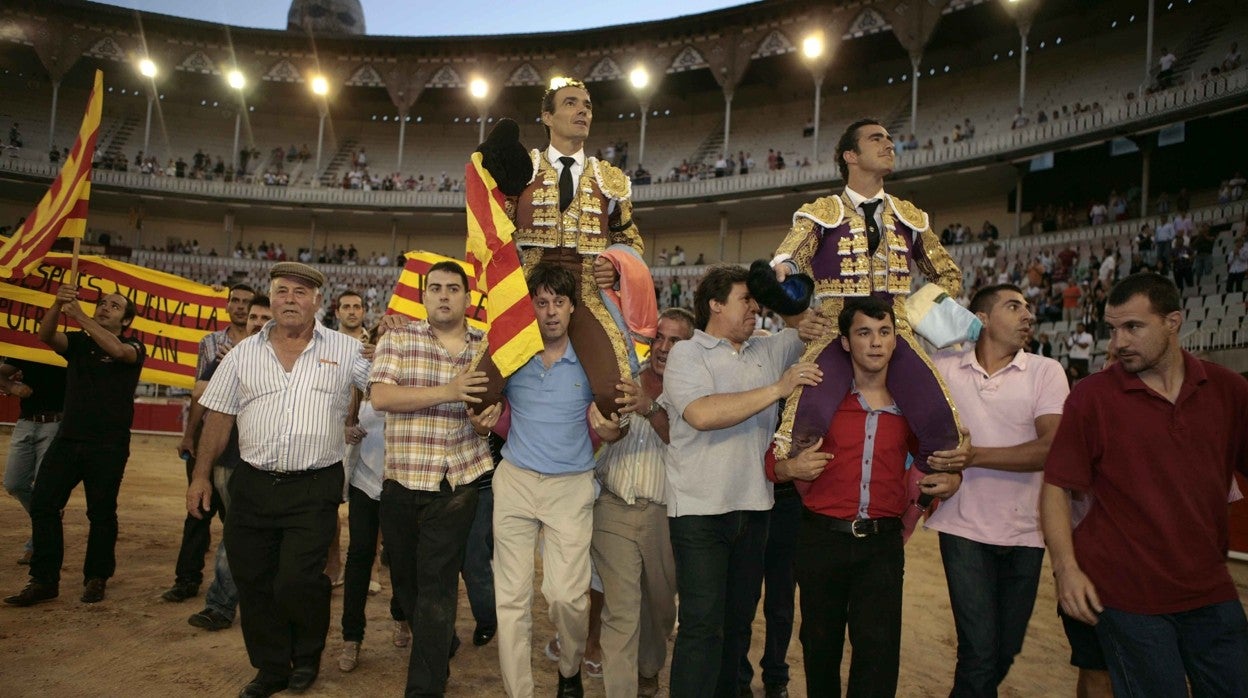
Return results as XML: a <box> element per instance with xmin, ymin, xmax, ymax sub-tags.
<box><xmin>591</xmin><ymin>491</ymin><xmax>679</xmax><ymax>698</ymax></box>
<box><xmin>493</xmin><ymin>458</ymin><xmax>595</xmax><ymax>697</ymax></box>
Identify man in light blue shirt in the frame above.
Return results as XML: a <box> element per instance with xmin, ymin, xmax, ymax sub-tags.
<box><xmin>471</xmin><ymin>263</ymin><xmax>623</xmax><ymax>698</ymax></box>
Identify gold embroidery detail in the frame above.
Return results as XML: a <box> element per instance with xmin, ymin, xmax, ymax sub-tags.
<box><xmin>578</xmin><ymin>258</ymin><xmax>632</xmax><ymax>384</ymax></box>
<box><xmin>591</xmin><ymin>158</ymin><xmax>631</xmax><ymax>201</ymax></box>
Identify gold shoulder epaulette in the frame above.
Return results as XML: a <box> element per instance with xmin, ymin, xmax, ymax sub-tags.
<box><xmin>886</xmin><ymin>195</ymin><xmax>929</xmax><ymax>231</ymax></box>
<box><xmin>590</xmin><ymin>158</ymin><xmax>632</xmax><ymax>201</ymax></box>
<box><xmin>793</xmin><ymin>195</ymin><xmax>844</xmax><ymax>230</ymax></box>
<box><xmin>526</xmin><ymin>149</ymin><xmax>543</xmax><ymax>186</ymax></box>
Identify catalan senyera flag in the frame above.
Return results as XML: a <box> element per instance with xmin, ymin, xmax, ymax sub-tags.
<box><xmin>463</xmin><ymin>151</ymin><xmax>540</xmax><ymax>377</ymax></box>
<box><xmin>0</xmin><ymin>70</ymin><xmax>104</xmax><ymax>279</ymax></box>
<box><xmin>0</xmin><ymin>253</ymin><xmax>230</xmax><ymax>389</ymax></box>
<box><xmin>387</xmin><ymin>250</ymin><xmax>489</xmax><ymax>330</ymax></box>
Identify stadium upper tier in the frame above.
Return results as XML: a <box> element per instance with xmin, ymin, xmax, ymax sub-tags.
<box><xmin>1</xmin><ymin>0</ymin><xmax>1245</xmax><ymax>209</ymax></box>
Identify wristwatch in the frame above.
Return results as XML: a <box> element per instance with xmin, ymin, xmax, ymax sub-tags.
<box><xmin>642</xmin><ymin>399</ymin><xmax>664</xmax><ymax>418</ymax></box>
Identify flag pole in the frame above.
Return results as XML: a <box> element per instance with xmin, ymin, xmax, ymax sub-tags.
<box><xmin>71</xmin><ymin>238</ymin><xmax>80</xmax><ymax>285</ymax></box>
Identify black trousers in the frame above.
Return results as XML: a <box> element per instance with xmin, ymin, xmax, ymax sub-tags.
<box><xmin>225</xmin><ymin>462</ymin><xmax>343</xmax><ymax>679</ymax></box>
<box><xmin>172</xmin><ymin>455</ymin><xmax>223</xmax><ymax>585</ymax></box>
<box><xmin>29</xmin><ymin>438</ymin><xmax>130</xmax><ymax>586</ymax></box>
<box><xmin>379</xmin><ymin>478</ymin><xmax>479</xmax><ymax>698</ymax></box>
<box><xmin>795</xmin><ymin>510</ymin><xmax>905</xmax><ymax>698</ymax></box>
<box><xmin>341</xmin><ymin>485</ymin><xmax>404</xmax><ymax>642</ymax></box>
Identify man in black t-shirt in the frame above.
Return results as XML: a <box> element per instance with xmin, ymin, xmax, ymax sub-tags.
<box><xmin>3</xmin><ymin>283</ymin><xmax>145</xmax><ymax>607</ymax></box>
<box><xmin>0</xmin><ymin>359</ymin><xmax>67</xmax><ymax>564</ymax></box>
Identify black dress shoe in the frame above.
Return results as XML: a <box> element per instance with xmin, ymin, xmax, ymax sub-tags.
<box><xmin>4</xmin><ymin>580</ymin><xmax>58</xmax><ymax>606</ymax></box>
<box><xmin>472</xmin><ymin>624</ymin><xmax>497</xmax><ymax>646</ymax></box>
<box><xmin>556</xmin><ymin>669</ymin><xmax>583</xmax><ymax>698</ymax></box>
<box><xmin>238</xmin><ymin>674</ymin><xmax>288</xmax><ymax>698</ymax></box>
<box><xmin>287</xmin><ymin>660</ymin><xmax>319</xmax><ymax>693</ymax></box>
<box><xmin>763</xmin><ymin>683</ymin><xmax>790</xmax><ymax>698</ymax></box>
<box><xmin>161</xmin><ymin>580</ymin><xmax>200</xmax><ymax>602</ymax></box>
<box><xmin>81</xmin><ymin>577</ymin><xmax>107</xmax><ymax>603</ymax></box>
<box><xmin>188</xmin><ymin>608</ymin><xmax>233</xmax><ymax>631</ymax></box>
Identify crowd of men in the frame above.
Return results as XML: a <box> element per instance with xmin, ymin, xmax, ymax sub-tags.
<box><xmin>1</xmin><ymin>80</ymin><xmax>1246</xmax><ymax>698</ymax></box>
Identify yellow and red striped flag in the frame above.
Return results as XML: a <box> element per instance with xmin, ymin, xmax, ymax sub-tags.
<box><xmin>387</xmin><ymin>250</ymin><xmax>489</xmax><ymax>330</ymax></box>
<box><xmin>463</xmin><ymin>151</ymin><xmax>540</xmax><ymax>377</ymax></box>
<box><xmin>0</xmin><ymin>70</ymin><xmax>103</xmax><ymax>279</ymax></box>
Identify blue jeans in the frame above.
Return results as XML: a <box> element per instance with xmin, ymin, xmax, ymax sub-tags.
<box><xmin>939</xmin><ymin>533</ymin><xmax>1045</xmax><ymax>698</ymax></box>
<box><xmin>203</xmin><ymin>465</ymin><xmax>238</xmax><ymax>619</ymax></box>
<box><xmin>3</xmin><ymin>419</ymin><xmax>60</xmax><ymax>551</ymax></box>
<box><xmin>738</xmin><ymin>483</ymin><xmax>801</xmax><ymax>688</ymax></box>
<box><xmin>1096</xmin><ymin>600</ymin><xmax>1248</xmax><ymax>697</ymax></box>
<box><xmin>669</xmin><ymin>509</ymin><xmax>769</xmax><ymax>698</ymax></box>
<box><xmin>461</xmin><ymin>484</ymin><xmax>496</xmax><ymax>630</ymax></box>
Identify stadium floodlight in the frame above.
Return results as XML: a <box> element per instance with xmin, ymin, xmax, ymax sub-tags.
<box><xmin>311</xmin><ymin>75</ymin><xmax>329</xmax><ymax>96</ymax></box>
<box><xmin>227</xmin><ymin>70</ymin><xmax>246</xmax><ymax>90</ymax></box>
<box><xmin>630</xmin><ymin>67</ymin><xmax>650</xmax><ymax>90</ymax></box>
<box><xmin>139</xmin><ymin>58</ymin><xmax>157</xmax><ymax>78</ymax></box>
<box><xmin>803</xmin><ymin>33</ymin><xmax>824</xmax><ymax>60</ymax></box>
<box><xmin>469</xmin><ymin>78</ymin><xmax>489</xmax><ymax>100</ymax></box>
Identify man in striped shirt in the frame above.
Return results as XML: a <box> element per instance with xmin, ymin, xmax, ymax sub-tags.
<box><xmin>368</xmin><ymin>260</ymin><xmax>494</xmax><ymax>696</ymax></box>
<box><xmin>592</xmin><ymin>307</ymin><xmax>694</xmax><ymax>697</ymax></box>
<box><xmin>188</xmin><ymin>262</ymin><xmax>370</xmax><ymax>698</ymax></box>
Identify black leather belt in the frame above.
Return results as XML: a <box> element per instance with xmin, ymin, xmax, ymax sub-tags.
<box><xmin>804</xmin><ymin>511</ymin><xmax>902</xmax><ymax>538</ymax></box>
<box><xmin>26</xmin><ymin>412</ymin><xmax>63</xmax><ymax>424</ymax></box>
<box><xmin>249</xmin><ymin>461</ymin><xmax>341</xmax><ymax>483</ymax></box>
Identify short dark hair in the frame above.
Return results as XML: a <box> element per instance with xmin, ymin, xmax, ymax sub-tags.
<box><xmin>526</xmin><ymin>263</ymin><xmax>577</xmax><ymax>303</ymax></box>
<box><xmin>336</xmin><ymin>290</ymin><xmax>363</xmax><ymax>307</ymax></box>
<box><xmin>426</xmin><ymin>260</ymin><xmax>470</xmax><ymax>289</ymax></box>
<box><xmin>115</xmin><ymin>293</ymin><xmax>137</xmax><ymax>329</ymax></box>
<box><xmin>541</xmin><ymin>78</ymin><xmax>589</xmax><ymax>140</ymax></box>
<box><xmin>969</xmin><ymin>283</ymin><xmax>1025</xmax><ymax>315</ymax></box>
<box><xmin>658</xmin><ymin>307</ymin><xmax>695</xmax><ymax>335</ymax></box>
<box><xmin>836</xmin><ymin>118</ymin><xmax>884</xmax><ymax>181</ymax></box>
<box><xmin>248</xmin><ymin>294</ymin><xmax>270</xmax><ymax>310</ymax></box>
<box><xmin>838</xmin><ymin>296</ymin><xmax>895</xmax><ymax>336</ymax></box>
<box><xmin>229</xmin><ymin>283</ymin><xmax>255</xmax><ymax>296</ymax></box>
<box><xmin>1107</xmin><ymin>272</ymin><xmax>1181</xmax><ymax>315</ymax></box>
<box><xmin>694</xmin><ymin>265</ymin><xmax>749</xmax><ymax>331</ymax></box>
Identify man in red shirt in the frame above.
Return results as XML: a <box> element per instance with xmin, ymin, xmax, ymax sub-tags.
<box><xmin>1041</xmin><ymin>273</ymin><xmax>1248</xmax><ymax>697</ymax></box>
<box><xmin>766</xmin><ymin>296</ymin><xmax>963</xmax><ymax>696</ymax></box>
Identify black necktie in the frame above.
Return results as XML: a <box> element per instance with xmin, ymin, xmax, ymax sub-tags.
<box><xmin>558</xmin><ymin>156</ymin><xmax>576</xmax><ymax>212</ymax></box>
<box><xmin>861</xmin><ymin>199</ymin><xmax>882</xmax><ymax>254</ymax></box>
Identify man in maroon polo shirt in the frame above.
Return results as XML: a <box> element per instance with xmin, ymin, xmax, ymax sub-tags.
<box><xmin>1041</xmin><ymin>272</ymin><xmax>1248</xmax><ymax>697</ymax></box>
<box><xmin>765</xmin><ymin>296</ymin><xmax>963</xmax><ymax>696</ymax></box>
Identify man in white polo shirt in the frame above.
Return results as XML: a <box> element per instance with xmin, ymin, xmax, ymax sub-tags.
<box><xmin>663</xmin><ymin>265</ymin><xmax>816</xmax><ymax>698</ymax></box>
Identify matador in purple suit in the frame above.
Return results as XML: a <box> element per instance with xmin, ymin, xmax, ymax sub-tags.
<box><xmin>763</xmin><ymin>119</ymin><xmax>965</xmax><ymax>468</ymax></box>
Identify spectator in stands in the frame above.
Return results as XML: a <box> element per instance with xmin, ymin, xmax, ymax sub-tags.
<box><xmin>8</xmin><ymin>122</ymin><xmax>21</xmax><ymax>148</ymax></box>
<box><xmin>1229</xmin><ymin>171</ymin><xmax>1246</xmax><ymax>200</ymax></box>
<box><xmin>1062</xmin><ymin>282</ymin><xmax>1083</xmax><ymax>323</ymax></box>
<box><xmin>1227</xmin><ymin>236</ymin><xmax>1248</xmax><ymax>294</ymax></box>
<box><xmin>1222</xmin><ymin>41</ymin><xmax>1242</xmax><ymax>72</ymax></box>
<box><xmin>1011</xmin><ymin>108</ymin><xmax>1029</xmax><ymax>130</ymax></box>
<box><xmin>1088</xmin><ymin>200</ymin><xmax>1108</xmax><ymax>226</ymax></box>
<box><xmin>1037</xmin><ymin>110</ymin><xmax>1048</xmax><ymax>124</ymax></box>
<box><xmin>1154</xmin><ymin>214</ymin><xmax>1177</xmax><ymax>262</ymax></box>
<box><xmin>1218</xmin><ymin>181</ymin><xmax>1233</xmax><ymax>204</ymax></box>
<box><xmin>1192</xmin><ymin>225</ymin><xmax>1216</xmax><ymax>287</ymax></box>
<box><xmin>1137</xmin><ymin>224</ymin><xmax>1155</xmax><ymax>265</ymax></box>
<box><xmin>1157</xmin><ymin>47</ymin><xmax>1179</xmax><ymax>88</ymax></box>
<box><xmin>964</xmin><ymin>118</ymin><xmax>975</xmax><ymax>138</ymax></box>
<box><xmin>714</xmin><ymin>155</ymin><xmax>728</xmax><ymax>178</ymax></box>
<box><xmin>1065</xmin><ymin>322</ymin><xmax>1093</xmax><ymax>379</ymax></box>
<box><xmin>670</xmin><ymin>247</ymin><xmax>686</xmax><ymax>266</ymax></box>
<box><xmin>1156</xmin><ymin>191</ymin><xmax>1172</xmax><ymax>215</ymax></box>
<box><xmin>1098</xmin><ymin>248</ymin><xmax>1117</xmax><ymax>288</ymax></box>
<box><xmin>952</xmin><ymin>124</ymin><xmax>964</xmax><ymax>143</ymax></box>
<box><xmin>1171</xmin><ymin>235</ymin><xmax>1194</xmax><ymax>293</ymax></box>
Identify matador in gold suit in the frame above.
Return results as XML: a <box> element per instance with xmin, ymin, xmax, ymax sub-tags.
<box><xmin>770</xmin><ymin>191</ymin><xmax>965</xmax><ymax>471</ymax></box>
<box><xmin>471</xmin><ymin>83</ymin><xmax>644</xmax><ymax>420</ymax></box>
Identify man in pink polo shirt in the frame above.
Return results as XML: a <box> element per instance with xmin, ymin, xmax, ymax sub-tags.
<box><xmin>926</xmin><ymin>283</ymin><xmax>1069</xmax><ymax>697</ymax></box>
<box><xmin>1041</xmin><ymin>272</ymin><xmax>1248</xmax><ymax>697</ymax></box>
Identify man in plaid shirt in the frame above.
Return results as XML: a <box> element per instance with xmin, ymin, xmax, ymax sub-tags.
<box><xmin>369</xmin><ymin>260</ymin><xmax>494</xmax><ymax>697</ymax></box>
